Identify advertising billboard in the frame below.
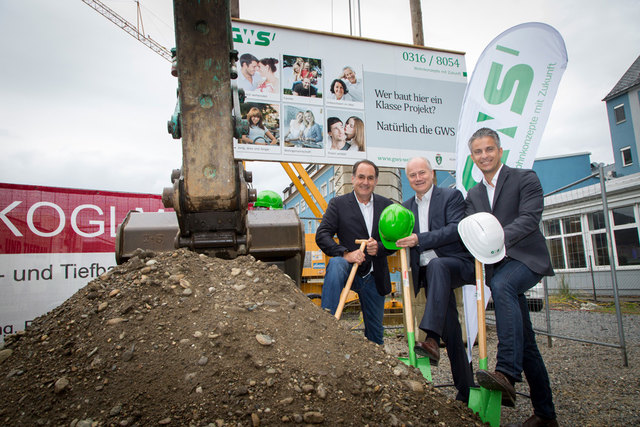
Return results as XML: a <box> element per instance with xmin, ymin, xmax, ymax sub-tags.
<box><xmin>232</xmin><ymin>19</ymin><xmax>467</xmax><ymax>170</ymax></box>
<box><xmin>0</xmin><ymin>183</ymin><xmax>168</xmax><ymax>342</ymax></box>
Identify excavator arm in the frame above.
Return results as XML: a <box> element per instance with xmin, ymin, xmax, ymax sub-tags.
<box><xmin>116</xmin><ymin>0</ymin><xmax>305</xmax><ymax>284</ymax></box>
<box><xmin>163</xmin><ymin>0</ymin><xmax>250</xmax><ymax>257</ymax></box>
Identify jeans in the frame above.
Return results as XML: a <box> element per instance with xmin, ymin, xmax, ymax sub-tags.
<box><xmin>321</xmin><ymin>257</ymin><xmax>385</xmax><ymax>345</ymax></box>
<box><xmin>490</xmin><ymin>258</ymin><xmax>556</xmax><ymax>419</ymax></box>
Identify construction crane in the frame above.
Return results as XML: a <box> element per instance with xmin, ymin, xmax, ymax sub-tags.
<box><xmin>81</xmin><ymin>0</ymin><xmax>172</xmax><ymax>62</ymax></box>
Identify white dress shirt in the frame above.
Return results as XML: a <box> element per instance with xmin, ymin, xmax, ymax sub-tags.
<box><xmin>355</xmin><ymin>192</ymin><xmax>373</xmax><ymax>238</ymax></box>
<box><xmin>482</xmin><ymin>164</ymin><xmax>504</xmax><ymax>210</ymax></box>
<box><xmin>355</xmin><ymin>192</ymin><xmax>374</xmax><ymax>273</ymax></box>
<box><xmin>415</xmin><ymin>187</ymin><xmax>438</xmax><ymax>266</ymax></box>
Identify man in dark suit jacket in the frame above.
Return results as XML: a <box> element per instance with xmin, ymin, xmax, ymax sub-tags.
<box><xmin>316</xmin><ymin>159</ymin><xmax>394</xmax><ymax>344</ymax></box>
<box><xmin>395</xmin><ymin>157</ymin><xmax>475</xmax><ymax>403</ymax></box>
<box><xmin>465</xmin><ymin>128</ymin><xmax>557</xmax><ymax>427</ymax></box>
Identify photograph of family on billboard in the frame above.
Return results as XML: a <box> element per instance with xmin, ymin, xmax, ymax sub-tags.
<box><xmin>236</xmin><ymin>52</ymin><xmax>280</xmax><ymax>96</ymax></box>
<box><xmin>283</xmin><ymin>105</ymin><xmax>324</xmax><ymax>150</ymax></box>
<box><xmin>238</xmin><ymin>102</ymin><xmax>280</xmax><ymax>146</ymax></box>
<box><xmin>282</xmin><ymin>55</ymin><xmax>323</xmax><ymax>99</ymax></box>
<box><xmin>326</xmin><ymin>112</ymin><xmax>366</xmax><ymax>154</ymax></box>
<box><xmin>324</xmin><ymin>65</ymin><xmax>364</xmax><ymax>107</ymax></box>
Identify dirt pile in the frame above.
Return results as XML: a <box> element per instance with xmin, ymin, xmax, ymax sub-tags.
<box><xmin>0</xmin><ymin>249</ymin><xmax>481</xmax><ymax>426</ymax></box>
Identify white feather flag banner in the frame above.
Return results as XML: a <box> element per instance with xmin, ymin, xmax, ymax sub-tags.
<box><xmin>454</xmin><ymin>22</ymin><xmax>567</xmax><ymax>360</ymax></box>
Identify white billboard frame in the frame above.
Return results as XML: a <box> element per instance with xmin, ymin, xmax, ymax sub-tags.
<box><xmin>232</xmin><ymin>18</ymin><xmax>467</xmax><ymax>170</ymax></box>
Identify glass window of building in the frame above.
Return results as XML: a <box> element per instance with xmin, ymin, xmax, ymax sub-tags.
<box><xmin>588</xmin><ymin>211</ymin><xmax>609</xmax><ymax>266</ymax></box>
<box><xmin>543</xmin><ymin>219</ymin><xmax>561</xmax><ymax>236</ymax></box>
<box><xmin>543</xmin><ymin>215</ymin><xmax>585</xmax><ymax>269</ymax></box>
<box><xmin>611</xmin><ymin>206</ymin><xmax>640</xmax><ymax>266</ymax></box>
<box><xmin>614</xmin><ymin>104</ymin><xmax>626</xmax><ymax>123</ymax></box>
<box><xmin>621</xmin><ymin>147</ymin><xmax>633</xmax><ymax>167</ymax></box>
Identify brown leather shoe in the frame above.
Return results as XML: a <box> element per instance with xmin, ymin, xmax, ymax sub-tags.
<box><xmin>476</xmin><ymin>370</ymin><xmax>516</xmax><ymax>407</ymax></box>
<box><xmin>505</xmin><ymin>414</ymin><xmax>559</xmax><ymax>427</ymax></box>
<box><xmin>414</xmin><ymin>338</ymin><xmax>440</xmax><ymax>366</ymax></box>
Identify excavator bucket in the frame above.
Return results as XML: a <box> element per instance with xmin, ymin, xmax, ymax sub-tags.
<box><xmin>116</xmin><ymin>208</ymin><xmax>305</xmax><ymax>286</ymax></box>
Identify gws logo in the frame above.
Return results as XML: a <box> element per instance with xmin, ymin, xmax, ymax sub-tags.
<box><xmin>232</xmin><ymin>27</ymin><xmax>276</xmax><ymax>46</ymax></box>
<box><xmin>461</xmin><ymin>44</ymin><xmax>534</xmax><ymax>191</ymax></box>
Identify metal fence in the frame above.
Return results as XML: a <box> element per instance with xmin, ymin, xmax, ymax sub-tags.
<box><xmin>488</xmin><ymin>165</ymin><xmax>635</xmax><ymax>366</ymax></box>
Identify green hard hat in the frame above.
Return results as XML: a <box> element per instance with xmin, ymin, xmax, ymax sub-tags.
<box><xmin>378</xmin><ymin>204</ymin><xmax>415</xmax><ymax>250</ymax></box>
<box><xmin>254</xmin><ymin>190</ymin><xmax>283</xmax><ymax>209</ymax></box>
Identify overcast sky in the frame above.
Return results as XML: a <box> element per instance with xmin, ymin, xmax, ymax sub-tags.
<box><xmin>1</xmin><ymin>0</ymin><xmax>638</xmax><ymax>196</ymax></box>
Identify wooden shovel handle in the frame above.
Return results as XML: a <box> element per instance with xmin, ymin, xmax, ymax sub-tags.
<box><xmin>400</xmin><ymin>247</ymin><xmax>414</xmax><ymax>334</ymax></box>
<box><xmin>334</xmin><ymin>239</ymin><xmax>368</xmax><ymax>320</ymax></box>
<box><xmin>475</xmin><ymin>258</ymin><xmax>487</xmax><ymax>360</ymax></box>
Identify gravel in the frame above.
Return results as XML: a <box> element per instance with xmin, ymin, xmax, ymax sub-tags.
<box><xmin>382</xmin><ymin>307</ymin><xmax>640</xmax><ymax>426</ymax></box>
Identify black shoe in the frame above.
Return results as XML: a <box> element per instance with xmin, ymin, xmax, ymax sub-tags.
<box><xmin>476</xmin><ymin>370</ymin><xmax>516</xmax><ymax>407</ymax></box>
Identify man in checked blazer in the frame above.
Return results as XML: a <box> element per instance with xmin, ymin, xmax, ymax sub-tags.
<box><xmin>465</xmin><ymin>127</ymin><xmax>557</xmax><ymax>427</ymax></box>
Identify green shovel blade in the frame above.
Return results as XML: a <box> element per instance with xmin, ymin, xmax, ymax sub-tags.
<box><xmin>398</xmin><ymin>331</ymin><xmax>432</xmax><ymax>381</ymax></box>
<box><xmin>468</xmin><ymin>358</ymin><xmax>501</xmax><ymax>427</ymax></box>
<box><xmin>468</xmin><ymin>386</ymin><xmax>502</xmax><ymax>427</ymax></box>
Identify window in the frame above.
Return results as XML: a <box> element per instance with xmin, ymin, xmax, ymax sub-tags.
<box><xmin>542</xmin><ymin>215</ymin><xmax>586</xmax><ymax>269</ymax></box>
<box><xmin>611</xmin><ymin>206</ymin><xmax>640</xmax><ymax>266</ymax></box>
<box><xmin>546</xmin><ymin>206</ymin><xmax>640</xmax><ymax>270</ymax></box>
<box><xmin>588</xmin><ymin>211</ymin><xmax>606</xmax><ymax>230</ymax></box>
<box><xmin>321</xmin><ymin>183</ymin><xmax>327</xmax><ymax>197</ymax></box>
<box><xmin>614</xmin><ymin>229</ymin><xmax>640</xmax><ymax>266</ymax></box>
<box><xmin>543</xmin><ymin>219</ymin><xmax>561</xmax><ymax>236</ymax></box>
<box><xmin>621</xmin><ymin>147</ymin><xmax>633</xmax><ymax>167</ymax></box>
<box><xmin>562</xmin><ymin>215</ymin><xmax>582</xmax><ymax>233</ymax></box>
<box><xmin>328</xmin><ymin>177</ymin><xmax>334</xmax><ymax>194</ymax></box>
<box><xmin>547</xmin><ymin>238</ymin><xmax>565</xmax><ymax>270</ymax></box>
<box><xmin>614</xmin><ymin>104</ymin><xmax>626</xmax><ymax>124</ymax></box>
<box><xmin>565</xmin><ymin>235</ymin><xmax>586</xmax><ymax>268</ymax></box>
<box><xmin>588</xmin><ymin>211</ymin><xmax>609</xmax><ymax>266</ymax></box>
<box><xmin>591</xmin><ymin>233</ymin><xmax>610</xmax><ymax>266</ymax></box>
<box><xmin>613</xmin><ymin>206</ymin><xmax>634</xmax><ymax>225</ymax></box>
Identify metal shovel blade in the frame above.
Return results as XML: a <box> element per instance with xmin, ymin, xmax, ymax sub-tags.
<box><xmin>398</xmin><ymin>357</ymin><xmax>432</xmax><ymax>381</ymax></box>
<box><xmin>469</xmin><ymin>386</ymin><xmax>502</xmax><ymax>427</ymax></box>
<box><xmin>398</xmin><ymin>331</ymin><xmax>432</xmax><ymax>381</ymax></box>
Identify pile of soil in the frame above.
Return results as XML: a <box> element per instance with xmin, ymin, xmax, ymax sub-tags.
<box><xmin>0</xmin><ymin>249</ymin><xmax>481</xmax><ymax>426</ymax></box>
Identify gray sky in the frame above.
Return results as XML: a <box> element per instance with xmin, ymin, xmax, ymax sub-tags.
<box><xmin>1</xmin><ymin>0</ymin><xmax>638</xmax><ymax>196</ymax></box>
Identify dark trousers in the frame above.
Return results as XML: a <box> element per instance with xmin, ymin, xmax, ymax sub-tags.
<box><xmin>418</xmin><ymin>257</ymin><xmax>475</xmax><ymax>402</ymax></box>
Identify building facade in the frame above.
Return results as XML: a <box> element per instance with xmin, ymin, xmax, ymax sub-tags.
<box><xmin>541</xmin><ymin>172</ymin><xmax>640</xmax><ymax>296</ymax></box>
<box><xmin>603</xmin><ymin>54</ymin><xmax>640</xmax><ymax>177</ymax></box>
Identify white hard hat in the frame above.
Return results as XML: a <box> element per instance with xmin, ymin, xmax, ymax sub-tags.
<box><xmin>458</xmin><ymin>212</ymin><xmax>506</xmax><ymax>264</ymax></box>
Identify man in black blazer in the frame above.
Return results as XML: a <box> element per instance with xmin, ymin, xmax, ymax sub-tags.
<box><xmin>395</xmin><ymin>157</ymin><xmax>475</xmax><ymax>403</ymax></box>
<box><xmin>465</xmin><ymin>128</ymin><xmax>557</xmax><ymax>426</ymax></box>
<box><xmin>316</xmin><ymin>159</ymin><xmax>394</xmax><ymax>344</ymax></box>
